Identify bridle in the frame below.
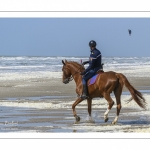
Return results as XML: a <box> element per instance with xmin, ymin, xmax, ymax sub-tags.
<box><xmin>63</xmin><ymin>67</ymin><xmax>73</xmax><ymax>84</ymax></box>
<box><xmin>63</xmin><ymin>64</ymin><xmax>84</xmax><ymax>84</ymax></box>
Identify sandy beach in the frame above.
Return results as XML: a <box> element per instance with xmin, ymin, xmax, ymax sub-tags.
<box><xmin>0</xmin><ymin>75</ymin><xmax>150</xmax><ymax>133</ymax></box>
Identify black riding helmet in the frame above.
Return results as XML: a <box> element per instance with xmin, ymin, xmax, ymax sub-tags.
<box><xmin>89</xmin><ymin>40</ymin><xmax>96</xmax><ymax>47</ymax></box>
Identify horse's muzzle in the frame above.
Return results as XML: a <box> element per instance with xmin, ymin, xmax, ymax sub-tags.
<box><xmin>63</xmin><ymin>79</ymin><xmax>69</xmax><ymax>84</ymax></box>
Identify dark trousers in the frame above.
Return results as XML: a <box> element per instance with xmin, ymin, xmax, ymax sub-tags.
<box><xmin>83</xmin><ymin>70</ymin><xmax>96</xmax><ymax>81</ymax></box>
<box><xmin>82</xmin><ymin>70</ymin><xmax>96</xmax><ymax>95</ymax></box>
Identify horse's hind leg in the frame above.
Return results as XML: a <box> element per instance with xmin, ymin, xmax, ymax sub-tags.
<box><xmin>87</xmin><ymin>98</ymin><xmax>94</xmax><ymax>122</ymax></box>
<box><xmin>112</xmin><ymin>85</ymin><xmax>122</xmax><ymax>124</ymax></box>
<box><xmin>103</xmin><ymin>93</ymin><xmax>114</xmax><ymax>122</ymax></box>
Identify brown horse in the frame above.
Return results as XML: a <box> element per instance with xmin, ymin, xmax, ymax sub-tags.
<box><xmin>62</xmin><ymin>60</ymin><xmax>147</xmax><ymax>124</ymax></box>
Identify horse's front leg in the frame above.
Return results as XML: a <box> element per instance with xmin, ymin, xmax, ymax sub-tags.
<box><xmin>76</xmin><ymin>84</ymin><xmax>82</xmax><ymax>97</ymax></box>
<box><xmin>72</xmin><ymin>98</ymin><xmax>84</xmax><ymax>122</ymax></box>
<box><xmin>87</xmin><ymin>98</ymin><xmax>92</xmax><ymax>117</ymax></box>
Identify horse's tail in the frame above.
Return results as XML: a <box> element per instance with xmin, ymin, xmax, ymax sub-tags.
<box><xmin>116</xmin><ymin>73</ymin><xmax>147</xmax><ymax>109</ymax></box>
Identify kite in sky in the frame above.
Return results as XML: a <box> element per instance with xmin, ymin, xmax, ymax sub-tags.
<box><xmin>128</xmin><ymin>29</ymin><xmax>132</xmax><ymax>36</ymax></box>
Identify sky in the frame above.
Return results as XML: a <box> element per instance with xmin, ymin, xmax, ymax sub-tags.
<box><xmin>0</xmin><ymin>18</ymin><xmax>150</xmax><ymax>57</ymax></box>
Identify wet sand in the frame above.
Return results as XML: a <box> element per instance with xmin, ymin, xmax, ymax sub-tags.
<box><xmin>0</xmin><ymin>76</ymin><xmax>150</xmax><ymax>98</ymax></box>
<box><xmin>0</xmin><ymin>76</ymin><xmax>150</xmax><ymax>133</ymax></box>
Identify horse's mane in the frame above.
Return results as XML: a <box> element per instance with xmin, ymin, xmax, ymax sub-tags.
<box><xmin>67</xmin><ymin>61</ymin><xmax>85</xmax><ymax>71</ymax></box>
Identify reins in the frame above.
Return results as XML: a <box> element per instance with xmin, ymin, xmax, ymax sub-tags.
<box><xmin>69</xmin><ymin>66</ymin><xmax>82</xmax><ymax>81</ymax></box>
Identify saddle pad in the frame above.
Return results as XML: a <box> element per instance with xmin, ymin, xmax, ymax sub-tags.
<box><xmin>88</xmin><ymin>74</ymin><xmax>99</xmax><ymax>86</ymax></box>
<box><xmin>88</xmin><ymin>71</ymin><xmax>104</xmax><ymax>86</ymax></box>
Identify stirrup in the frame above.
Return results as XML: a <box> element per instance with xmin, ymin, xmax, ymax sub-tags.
<box><xmin>79</xmin><ymin>94</ymin><xmax>88</xmax><ymax>99</ymax></box>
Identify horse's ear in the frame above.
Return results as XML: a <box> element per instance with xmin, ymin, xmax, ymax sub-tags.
<box><xmin>65</xmin><ymin>59</ymin><xmax>67</xmax><ymax>63</ymax></box>
<box><xmin>62</xmin><ymin>60</ymin><xmax>66</xmax><ymax>65</ymax></box>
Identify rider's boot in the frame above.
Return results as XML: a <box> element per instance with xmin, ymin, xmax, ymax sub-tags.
<box><xmin>80</xmin><ymin>79</ymin><xmax>88</xmax><ymax>99</ymax></box>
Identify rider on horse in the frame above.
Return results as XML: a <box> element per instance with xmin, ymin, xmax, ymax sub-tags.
<box><xmin>80</xmin><ymin>40</ymin><xmax>103</xmax><ymax>99</ymax></box>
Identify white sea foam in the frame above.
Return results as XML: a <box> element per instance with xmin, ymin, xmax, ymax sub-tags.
<box><xmin>1</xmin><ymin>56</ymin><xmax>146</xmax><ymax>80</ymax></box>
<box><xmin>0</xmin><ymin>56</ymin><xmax>150</xmax><ymax>80</ymax></box>
<box><xmin>0</xmin><ymin>94</ymin><xmax>149</xmax><ymax>110</ymax></box>
<box><xmin>0</xmin><ymin>72</ymin><xmax>62</xmax><ymax>81</ymax></box>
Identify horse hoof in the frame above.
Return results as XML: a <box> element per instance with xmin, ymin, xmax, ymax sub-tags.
<box><xmin>75</xmin><ymin>116</ymin><xmax>80</xmax><ymax>122</ymax></box>
<box><xmin>104</xmin><ymin>118</ymin><xmax>109</xmax><ymax>122</ymax></box>
<box><xmin>111</xmin><ymin>121</ymin><xmax>116</xmax><ymax>125</ymax></box>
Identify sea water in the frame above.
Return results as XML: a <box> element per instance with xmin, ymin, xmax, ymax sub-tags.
<box><xmin>0</xmin><ymin>56</ymin><xmax>150</xmax><ymax>80</ymax></box>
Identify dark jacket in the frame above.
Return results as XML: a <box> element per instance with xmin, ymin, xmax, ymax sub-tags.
<box><xmin>83</xmin><ymin>48</ymin><xmax>102</xmax><ymax>74</ymax></box>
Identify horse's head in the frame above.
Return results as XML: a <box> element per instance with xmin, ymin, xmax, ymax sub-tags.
<box><xmin>62</xmin><ymin>59</ymin><xmax>85</xmax><ymax>84</ymax></box>
<box><xmin>62</xmin><ymin>60</ymin><xmax>72</xmax><ymax>84</ymax></box>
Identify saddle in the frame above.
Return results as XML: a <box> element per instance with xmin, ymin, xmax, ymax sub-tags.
<box><xmin>88</xmin><ymin>70</ymin><xmax>104</xmax><ymax>86</ymax></box>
